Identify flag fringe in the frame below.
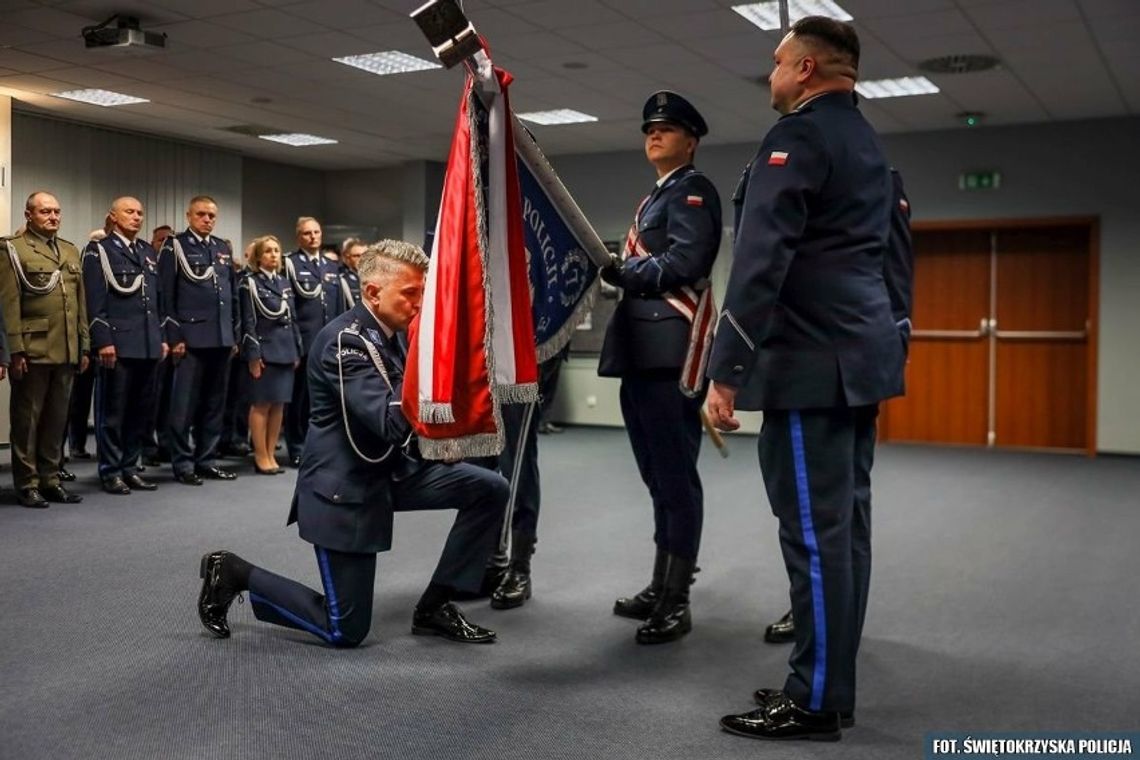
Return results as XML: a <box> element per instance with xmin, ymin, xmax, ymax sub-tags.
<box><xmin>419</xmin><ymin>402</ymin><xmax>456</xmax><ymax>424</ymax></box>
<box><xmin>418</xmin><ymin>431</ymin><xmax>504</xmax><ymax>461</ymax></box>
<box><xmin>495</xmin><ymin>382</ymin><xmax>539</xmax><ymax>405</ymax></box>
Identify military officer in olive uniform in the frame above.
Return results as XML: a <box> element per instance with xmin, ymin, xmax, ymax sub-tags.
<box><xmin>159</xmin><ymin>195</ymin><xmax>241</xmax><ymax>486</ymax></box>
<box><xmin>283</xmin><ymin>216</ymin><xmax>344</xmax><ymax>466</ymax></box>
<box><xmin>0</xmin><ymin>192</ymin><xmax>90</xmax><ymax>508</ymax></box>
<box><xmin>84</xmin><ymin>197</ymin><xmax>167</xmax><ymax>495</ymax></box>
<box><xmin>598</xmin><ymin>91</ymin><xmax>722</xmax><ymax>645</ymax></box>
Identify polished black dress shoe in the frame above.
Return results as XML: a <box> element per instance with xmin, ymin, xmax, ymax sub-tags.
<box><xmin>18</xmin><ymin>488</ymin><xmax>49</xmax><ymax>509</ymax></box>
<box><xmin>58</xmin><ymin>467</ymin><xmax>77</xmax><ymax>482</ymax></box>
<box><xmin>764</xmin><ymin>609</ymin><xmax>796</xmax><ymax>643</ymax></box>
<box><xmin>198</xmin><ymin>551</ymin><xmax>242</xmax><ymax>639</ymax></box>
<box><xmin>196</xmin><ymin>466</ymin><xmax>237</xmax><ymax>481</ymax></box>
<box><xmin>490</xmin><ymin>568</ymin><xmax>532</xmax><ymax>609</ymax></box>
<box><xmin>613</xmin><ymin>585</ymin><xmax>660</xmax><ymax>620</ymax></box>
<box><xmin>720</xmin><ymin>691</ymin><xmax>841</xmax><ymax>742</ymax></box>
<box><xmin>124</xmin><ymin>474</ymin><xmax>158</xmax><ymax>491</ymax></box>
<box><xmin>412</xmin><ymin>603</ymin><xmax>496</xmax><ymax>643</ymax></box>
<box><xmin>175</xmin><ymin>472</ymin><xmax>204</xmax><ymax>486</ymax></box>
<box><xmin>101</xmin><ymin>477</ymin><xmax>132</xmax><ymax>495</ymax></box>
<box><xmin>754</xmin><ymin>688</ymin><xmax>854</xmax><ymax>728</ymax></box>
<box><xmin>254</xmin><ymin>465</ymin><xmax>277</xmax><ymax>475</ymax></box>
<box><xmin>42</xmin><ymin>484</ymin><xmax>82</xmax><ymax>504</ymax></box>
<box><xmin>636</xmin><ymin>602</ymin><xmax>691</xmax><ymax>644</ymax></box>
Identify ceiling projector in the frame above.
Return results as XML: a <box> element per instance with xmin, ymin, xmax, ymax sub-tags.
<box><xmin>83</xmin><ymin>15</ymin><xmax>167</xmax><ymax>53</ymax></box>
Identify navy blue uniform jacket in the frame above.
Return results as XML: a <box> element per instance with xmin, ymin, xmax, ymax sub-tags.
<box><xmin>286</xmin><ymin>250</ymin><xmax>344</xmax><ymax>355</ymax></box>
<box><xmin>158</xmin><ymin>231</ymin><xmax>240</xmax><ymax>349</ymax></box>
<box><xmin>598</xmin><ymin>165</ymin><xmax>721</xmax><ymax>375</ymax></box>
<box><xmin>239</xmin><ymin>270</ymin><xmax>303</xmax><ymax>365</ymax></box>
<box><xmin>286</xmin><ymin>303</ymin><xmax>419</xmax><ymax>554</ymax></box>
<box><xmin>83</xmin><ymin>234</ymin><xmax>163</xmax><ymax>360</ymax></box>
<box><xmin>708</xmin><ymin>91</ymin><xmax>905</xmax><ymax>410</ymax></box>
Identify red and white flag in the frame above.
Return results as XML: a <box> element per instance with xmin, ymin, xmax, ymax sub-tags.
<box><xmin>402</xmin><ymin>51</ymin><xmax>538</xmax><ymax>460</ymax></box>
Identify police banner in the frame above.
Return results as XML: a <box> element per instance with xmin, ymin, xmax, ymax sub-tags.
<box><xmin>513</xmin><ymin>121</ymin><xmax>609</xmax><ymax>361</ymax></box>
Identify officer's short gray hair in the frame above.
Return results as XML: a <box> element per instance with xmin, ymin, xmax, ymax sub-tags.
<box><xmin>358</xmin><ymin>240</ymin><xmax>429</xmax><ymax>284</ymax></box>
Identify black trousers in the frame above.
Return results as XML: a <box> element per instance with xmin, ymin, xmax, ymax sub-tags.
<box><xmin>167</xmin><ymin>347</ymin><xmax>232</xmax><ymax>475</ymax></box>
<box><xmin>221</xmin><ymin>358</ymin><xmax>250</xmax><ymax>447</ymax></box>
<box><xmin>284</xmin><ymin>357</ymin><xmax>310</xmax><ymax>460</ymax></box>
<box><xmin>143</xmin><ymin>359</ymin><xmax>173</xmax><ymax>458</ymax></box>
<box><xmin>619</xmin><ymin>373</ymin><xmax>704</xmax><ymax>560</ymax></box>
<box><xmin>94</xmin><ymin>358</ymin><xmax>159</xmax><ymax>480</ymax></box>
<box><xmin>247</xmin><ymin>461</ymin><xmax>508</xmax><ymax>647</ymax></box>
<box><xmin>67</xmin><ymin>365</ymin><xmax>96</xmax><ymax>455</ymax></box>
<box><xmin>758</xmin><ymin>405</ymin><xmax>878</xmax><ymax>715</ymax></box>
<box><xmin>498</xmin><ymin>401</ymin><xmax>541</xmax><ymax>544</ymax></box>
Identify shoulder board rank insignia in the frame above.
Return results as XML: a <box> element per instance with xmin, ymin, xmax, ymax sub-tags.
<box><xmin>366</xmin><ymin>328</ymin><xmax>381</xmax><ymax>345</ymax></box>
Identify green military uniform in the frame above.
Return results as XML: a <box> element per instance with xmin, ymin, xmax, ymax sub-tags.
<box><xmin>0</xmin><ymin>230</ymin><xmax>89</xmax><ymax>492</ymax></box>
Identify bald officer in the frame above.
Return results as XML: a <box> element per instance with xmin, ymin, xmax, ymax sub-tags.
<box><xmin>0</xmin><ymin>192</ymin><xmax>90</xmax><ymax>507</ymax></box>
<box><xmin>598</xmin><ymin>91</ymin><xmax>721</xmax><ymax>646</ymax></box>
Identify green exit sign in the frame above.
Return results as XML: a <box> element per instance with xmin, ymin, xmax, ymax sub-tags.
<box><xmin>959</xmin><ymin>170</ymin><xmax>1002</xmax><ymax>191</ymax></box>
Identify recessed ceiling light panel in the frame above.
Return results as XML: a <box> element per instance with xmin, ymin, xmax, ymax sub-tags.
<box><xmin>732</xmin><ymin>0</ymin><xmax>853</xmax><ymax>31</ymax></box>
<box><xmin>854</xmin><ymin>76</ymin><xmax>940</xmax><ymax>99</ymax></box>
<box><xmin>258</xmin><ymin>133</ymin><xmax>338</xmax><ymax>147</ymax></box>
<box><xmin>516</xmin><ymin>109</ymin><xmax>598</xmax><ymax>125</ymax></box>
<box><xmin>52</xmin><ymin>88</ymin><xmax>149</xmax><ymax>107</ymax></box>
<box><xmin>333</xmin><ymin>51</ymin><xmax>442</xmax><ymax>76</ymax></box>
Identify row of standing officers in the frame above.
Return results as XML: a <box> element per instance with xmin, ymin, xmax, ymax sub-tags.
<box><xmin>0</xmin><ymin>193</ymin><xmax>359</xmax><ymax>507</ymax></box>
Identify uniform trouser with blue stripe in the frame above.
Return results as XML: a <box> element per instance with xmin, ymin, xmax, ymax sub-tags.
<box><xmin>247</xmin><ymin>461</ymin><xmax>508</xmax><ymax>646</ymax></box>
<box><xmin>167</xmin><ymin>347</ymin><xmax>232</xmax><ymax>475</ymax></box>
<box><xmin>94</xmin><ymin>357</ymin><xmax>159</xmax><ymax>480</ymax></box>
<box><xmin>619</xmin><ymin>374</ymin><xmax>704</xmax><ymax>560</ymax></box>
<box><xmin>758</xmin><ymin>405</ymin><xmax>879</xmax><ymax>714</ymax></box>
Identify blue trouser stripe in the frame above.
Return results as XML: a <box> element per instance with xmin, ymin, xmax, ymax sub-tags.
<box><xmin>315</xmin><ymin>547</ymin><xmax>345</xmax><ymax>643</ymax></box>
<box><xmin>248</xmin><ymin>592</ymin><xmax>334</xmax><ymax>644</ymax></box>
<box><xmin>789</xmin><ymin>411</ymin><xmax>828</xmax><ymax>712</ymax></box>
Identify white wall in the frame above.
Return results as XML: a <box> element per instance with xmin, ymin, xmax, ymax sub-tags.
<box><xmin>11</xmin><ymin>112</ymin><xmax>242</xmax><ymax>246</ymax></box>
<box><xmin>241</xmin><ymin>157</ymin><xmax>326</xmax><ymax>258</ymax></box>
<box><xmin>545</xmin><ymin>115</ymin><xmax>1140</xmax><ymax>454</ymax></box>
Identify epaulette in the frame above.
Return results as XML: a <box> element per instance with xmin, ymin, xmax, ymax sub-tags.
<box><xmin>344</xmin><ymin>320</ymin><xmax>362</xmax><ymax>336</ymax></box>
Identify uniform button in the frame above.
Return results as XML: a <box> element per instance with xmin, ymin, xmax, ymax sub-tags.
<box><xmin>652</xmin><ymin>312</ymin><xmax>659</xmax><ymax>318</ymax></box>
<box><xmin>733</xmin><ymin>365</ymin><xmax>744</xmax><ymax>373</ymax></box>
<box><xmin>332</xmin><ymin>494</ymin><xmax>341</xmax><ymax>503</ymax></box>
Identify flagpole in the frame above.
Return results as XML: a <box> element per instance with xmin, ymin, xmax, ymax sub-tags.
<box><xmin>779</xmin><ymin>0</ymin><xmax>790</xmax><ymax>34</ymax></box>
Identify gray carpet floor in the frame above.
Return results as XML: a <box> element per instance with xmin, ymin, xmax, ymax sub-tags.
<box><xmin>1</xmin><ymin>429</ymin><xmax>1138</xmax><ymax>760</ymax></box>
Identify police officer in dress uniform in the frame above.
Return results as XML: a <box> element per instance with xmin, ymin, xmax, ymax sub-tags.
<box><xmin>760</xmin><ymin>167</ymin><xmax>914</xmax><ymax>646</ymax></box>
<box><xmin>159</xmin><ymin>195</ymin><xmax>240</xmax><ymax>486</ymax></box>
<box><xmin>84</xmin><ymin>197</ymin><xmax>167</xmax><ymax>495</ymax></box>
<box><xmin>597</xmin><ymin>91</ymin><xmax>722</xmax><ymax>645</ymax></box>
<box><xmin>706</xmin><ymin>18</ymin><xmax>906</xmax><ymax>741</ymax></box>
<box><xmin>338</xmin><ymin>237</ymin><xmax>364</xmax><ymax>310</ymax></box>
<box><xmin>0</xmin><ymin>192</ymin><xmax>90</xmax><ymax>507</ymax></box>
<box><xmin>196</xmin><ymin>241</ymin><xmax>508</xmax><ymax>646</ymax></box>
<box><xmin>283</xmin><ymin>217</ymin><xmax>344</xmax><ymax>467</ymax></box>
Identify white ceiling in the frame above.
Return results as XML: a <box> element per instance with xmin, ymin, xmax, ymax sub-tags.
<box><xmin>1</xmin><ymin>0</ymin><xmax>1137</xmax><ymax>170</ymax></box>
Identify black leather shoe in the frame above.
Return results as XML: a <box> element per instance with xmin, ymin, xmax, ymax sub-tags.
<box><xmin>765</xmin><ymin>609</ymin><xmax>796</xmax><ymax>643</ymax></box>
<box><xmin>636</xmin><ymin>554</ymin><xmax>696</xmax><ymax>645</ymax></box>
<box><xmin>195</xmin><ymin>466</ymin><xmax>237</xmax><ymax>481</ymax></box>
<box><xmin>42</xmin><ymin>485</ymin><xmax>82</xmax><ymax>503</ymax></box>
<box><xmin>754</xmin><ymin>688</ymin><xmax>855</xmax><ymax>728</ymax></box>
<box><xmin>614</xmin><ymin>547</ymin><xmax>669</xmax><ymax>620</ymax></box>
<box><xmin>720</xmin><ymin>691</ymin><xmax>841</xmax><ymax>742</ymax></box>
<box><xmin>123</xmin><ymin>474</ymin><xmax>158</xmax><ymax>491</ymax></box>
<box><xmin>198</xmin><ymin>551</ymin><xmax>242</xmax><ymax>639</ymax></box>
<box><xmin>254</xmin><ymin>465</ymin><xmax>277</xmax><ymax>475</ymax></box>
<box><xmin>412</xmin><ymin>603</ymin><xmax>496</xmax><ymax>643</ymax></box>
<box><xmin>175</xmin><ymin>472</ymin><xmax>203</xmax><ymax>486</ymax></box>
<box><xmin>58</xmin><ymin>468</ymin><xmax>76</xmax><ymax>482</ymax></box>
<box><xmin>18</xmin><ymin>488</ymin><xmax>49</xmax><ymax>509</ymax></box>
<box><xmin>101</xmin><ymin>477</ymin><xmax>132</xmax><ymax>495</ymax></box>
<box><xmin>490</xmin><ymin>568</ymin><xmax>531</xmax><ymax>609</ymax></box>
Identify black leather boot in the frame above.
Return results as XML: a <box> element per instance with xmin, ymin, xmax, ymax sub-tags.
<box><xmin>636</xmin><ymin>554</ymin><xmax>695</xmax><ymax>644</ymax></box>
<box><xmin>491</xmin><ymin>531</ymin><xmax>536</xmax><ymax>610</ymax></box>
<box><xmin>613</xmin><ymin>547</ymin><xmax>668</xmax><ymax>619</ymax></box>
<box><xmin>764</xmin><ymin>609</ymin><xmax>795</xmax><ymax>643</ymax></box>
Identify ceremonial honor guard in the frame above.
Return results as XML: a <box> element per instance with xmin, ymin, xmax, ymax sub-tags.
<box><xmin>239</xmin><ymin>235</ymin><xmax>302</xmax><ymax>474</ymax></box>
<box><xmin>159</xmin><ymin>195</ymin><xmax>241</xmax><ymax>485</ymax></box>
<box><xmin>706</xmin><ymin>18</ymin><xmax>906</xmax><ymax>740</ymax></box>
<box><xmin>598</xmin><ymin>91</ymin><xmax>721</xmax><ymax>644</ymax></box>
<box><xmin>283</xmin><ymin>217</ymin><xmax>344</xmax><ymax>466</ymax></box>
<box><xmin>197</xmin><ymin>241</ymin><xmax>507</xmax><ymax>647</ymax></box>
<box><xmin>0</xmin><ymin>192</ymin><xmax>90</xmax><ymax>507</ymax></box>
<box><xmin>84</xmin><ymin>197</ymin><xmax>166</xmax><ymax>494</ymax></box>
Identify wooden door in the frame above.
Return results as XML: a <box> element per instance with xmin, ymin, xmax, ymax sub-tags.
<box><xmin>880</xmin><ymin>230</ymin><xmax>991</xmax><ymax>445</ymax></box>
<box><xmin>992</xmin><ymin>227</ymin><xmax>1091</xmax><ymax>450</ymax></box>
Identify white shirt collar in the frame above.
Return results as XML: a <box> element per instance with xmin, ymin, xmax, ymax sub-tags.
<box><xmin>189</xmin><ymin>229</ymin><xmax>211</xmax><ymax>245</ymax></box>
<box><xmin>113</xmin><ymin>230</ymin><xmax>137</xmax><ymax>248</ymax></box>
<box><xmin>656</xmin><ymin>165</ymin><xmax>685</xmax><ymax>187</ymax></box>
<box><xmin>364</xmin><ymin>304</ymin><xmax>395</xmax><ymax>339</ymax></box>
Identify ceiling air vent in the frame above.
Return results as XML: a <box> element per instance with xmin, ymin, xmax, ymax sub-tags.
<box><xmin>917</xmin><ymin>54</ymin><xmax>1000</xmax><ymax>75</ymax></box>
